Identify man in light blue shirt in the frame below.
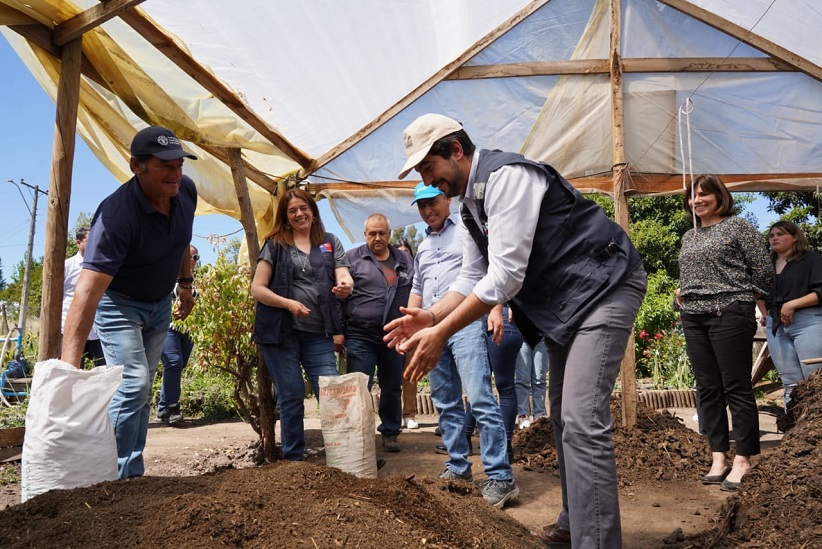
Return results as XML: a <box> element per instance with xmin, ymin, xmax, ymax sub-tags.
<box><xmin>406</xmin><ymin>182</ymin><xmax>518</xmax><ymax>509</ymax></box>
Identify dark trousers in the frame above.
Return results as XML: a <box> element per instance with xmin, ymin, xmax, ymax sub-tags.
<box><xmin>681</xmin><ymin>301</ymin><xmax>760</xmax><ymax>456</ymax></box>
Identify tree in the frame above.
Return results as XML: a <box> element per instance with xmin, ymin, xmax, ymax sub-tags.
<box><xmin>390</xmin><ymin>224</ymin><xmax>423</xmax><ymax>254</ymax></box>
<box><xmin>0</xmin><ymin>258</ymin><xmax>6</xmax><ymax>292</ymax></box>
<box><xmin>0</xmin><ymin>256</ymin><xmax>44</xmax><ymax>326</ymax></box>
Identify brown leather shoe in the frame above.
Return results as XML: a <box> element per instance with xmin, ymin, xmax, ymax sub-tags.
<box><xmin>532</xmin><ymin>523</ymin><xmax>572</xmax><ymax>547</ymax></box>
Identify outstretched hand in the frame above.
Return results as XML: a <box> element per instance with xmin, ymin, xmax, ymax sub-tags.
<box><xmin>383</xmin><ymin>306</ymin><xmax>433</xmax><ymax>351</ymax></box>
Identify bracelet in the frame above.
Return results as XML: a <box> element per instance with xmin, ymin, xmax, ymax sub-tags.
<box><xmin>425</xmin><ymin>309</ymin><xmax>436</xmax><ymax>326</ymax></box>
<box><xmin>177</xmin><ymin>277</ymin><xmax>194</xmax><ymax>283</ymax></box>
<box><xmin>178</xmin><ymin>283</ymin><xmax>193</xmax><ymax>290</ymax></box>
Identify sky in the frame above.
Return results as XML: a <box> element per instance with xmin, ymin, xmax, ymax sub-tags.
<box><xmin>0</xmin><ymin>36</ymin><xmax>362</xmax><ymax>279</ymax></box>
<box><xmin>0</xmin><ymin>35</ymin><xmax>779</xmax><ymax>282</ymax></box>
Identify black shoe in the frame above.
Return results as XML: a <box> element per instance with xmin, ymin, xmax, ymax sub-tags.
<box><xmin>435</xmin><ymin>444</ymin><xmax>448</xmax><ymax>455</ymax></box>
<box><xmin>701</xmin><ymin>465</ymin><xmax>731</xmax><ymax>485</ymax></box>
<box><xmin>434</xmin><ymin>426</ymin><xmax>442</xmax><ymax>436</ymax></box>
<box><xmin>720</xmin><ymin>478</ymin><xmax>741</xmax><ymax>492</ymax></box>
<box><xmin>382</xmin><ymin>434</ymin><xmax>401</xmax><ymax>453</ymax></box>
<box><xmin>376</xmin><ymin>458</ymin><xmax>387</xmax><ymax>471</ymax></box>
<box><xmin>156</xmin><ymin>407</ymin><xmax>169</xmax><ymax>423</ymax></box>
<box><xmin>166</xmin><ymin>404</ymin><xmax>183</xmax><ymax>425</ymax></box>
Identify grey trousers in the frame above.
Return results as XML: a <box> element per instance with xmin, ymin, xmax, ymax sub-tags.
<box><xmin>547</xmin><ymin>269</ymin><xmax>647</xmax><ymax>549</ymax></box>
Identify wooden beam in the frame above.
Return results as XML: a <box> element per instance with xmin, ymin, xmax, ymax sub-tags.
<box><xmin>445</xmin><ymin>57</ymin><xmax>796</xmax><ymax>79</ymax></box>
<box><xmin>226</xmin><ymin>148</ymin><xmax>261</xmax><ymax>270</ymax></box>
<box><xmin>53</xmin><ymin>0</ymin><xmax>147</xmax><ymax>46</ymax></box>
<box><xmin>570</xmin><ymin>172</ymin><xmax>822</xmax><ymax>194</ymax></box>
<box><xmin>199</xmin><ymin>145</ymin><xmax>280</xmax><ymax>195</ymax></box>
<box><xmin>303</xmin><ymin>181</ymin><xmax>418</xmax><ymax>194</ymax></box>
<box><xmin>658</xmin><ymin>0</ymin><xmax>822</xmax><ymax>83</ymax></box>
<box><xmin>308</xmin><ymin>0</ymin><xmax>553</xmax><ymax>176</ymax></box>
<box><xmin>117</xmin><ymin>9</ymin><xmax>313</xmax><ymax>169</ymax></box>
<box><xmin>39</xmin><ymin>38</ymin><xmax>83</xmax><ymax>361</ymax></box>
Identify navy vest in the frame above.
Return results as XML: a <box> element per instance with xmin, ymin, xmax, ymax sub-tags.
<box><xmin>253</xmin><ymin>233</ymin><xmax>342</xmax><ymax>344</ymax></box>
<box><xmin>461</xmin><ymin>150</ymin><xmax>642</xmax><ymax>346</ymax></box>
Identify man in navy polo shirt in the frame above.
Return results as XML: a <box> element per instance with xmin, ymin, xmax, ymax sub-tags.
<box><xmin>62</xmin><ymin>126</ymin><xmax>198</xmax><ymax>479</ymax></box>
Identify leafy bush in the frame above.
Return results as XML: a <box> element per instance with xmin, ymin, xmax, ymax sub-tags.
<box><xmin>639</xmin><ymin>327</ymin><xmax>693</xmax><ymax>389</ymax></box>
<box><xmin>633</xmin><ymin>270</ymin><xmax>679</xmax><ymax>372</ymax></box>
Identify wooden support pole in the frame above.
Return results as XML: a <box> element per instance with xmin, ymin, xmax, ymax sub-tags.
<box><xmin>39</xmin><ymin>37</ymin><xmax>82</xmax><ymax>361</ymax></box>
<box><xmin>227</xmin><ymin>148</ymin><xmax>276</xmax><ymax>460</ymax></box>
<box><xmin>609</xmin><ymin>0</ymin><xmax>638</xmax><ymax>428</ymax></box>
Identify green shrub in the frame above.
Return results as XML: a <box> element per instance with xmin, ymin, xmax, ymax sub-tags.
<box><xmin>640</xmin><ymin>327</ymin><xmax>693</xmax><ymax>389</ymax></box>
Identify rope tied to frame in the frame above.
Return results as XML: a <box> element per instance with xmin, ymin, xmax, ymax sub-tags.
<box><xmin>677</xmin><ymin>98</ymin><xmax>697</xmax><ymax>232</ymax></box>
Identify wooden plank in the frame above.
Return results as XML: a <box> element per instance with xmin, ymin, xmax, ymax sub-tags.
<box><xmin>751</xmin><ymin>342</ymin><xmax>774</xmax><ymax>385</ymax></box>
<box><xmin>658</xmin><ymin>0</ymin><xmax>822</xmax><ymax>83</ymax></box>
<box><xmin>118</xmin><ymin>10</ymin><xmax>312</xmax><ymax>169</ymax></box>
<box><xmin>53</xmin><ymin>0</ymin><xmax>147</xmax><ymax>46</ymax></box>
<box><xmin>0</xmin><ymin>427</ymin><xmax>25</xmax><ymax>448</ymax></box>
<box><xmin>39</xmin><ymin>37</ymin><xmax>83</xmax><ymax>361</ymax></box>
<box><xmin>445</xmin><ymin>57</ymin><xmax>795</xmax><ymax>80</ymax></box>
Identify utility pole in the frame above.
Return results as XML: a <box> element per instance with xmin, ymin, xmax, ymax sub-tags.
<box><xmin>7</xmin><ymin>179</ymin><xmax>48</xmax><ymax>357</ymax></box>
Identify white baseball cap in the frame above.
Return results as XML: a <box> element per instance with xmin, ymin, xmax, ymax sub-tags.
<box><xmin>398</xmin><ymin>114</ymin><xmax>463</xmax><ymax>179</ymax></box>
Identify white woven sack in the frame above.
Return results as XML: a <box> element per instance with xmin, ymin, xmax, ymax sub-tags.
<box><xmin>319</xmin><ymin>372</ymin><xmax>377</xmax><ymax>478</ymax></box>
<box><xmin>21</xmin><ymin>359</ymin><xmax>123</xmax><ymax>502</ymax></box>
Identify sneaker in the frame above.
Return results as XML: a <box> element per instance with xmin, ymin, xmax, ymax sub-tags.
<box><xmin>167</xmin><ymin>404</ymin><xmax>183</xmax><ymax>425</ymax></box>
<box><xmin>156</xmin><ymin>407</ymin><xmax>169</xmax><ymax>422</ymax></box>
<box><xmin>516</xmin><ymin>414</ymin><xmax>531</xmax><ymax>430</ymax></box>
<box><xmin>382</xmin><ymin>434</ymin><xmax>401</xmax><ymax>453</ymax></box>
<box><xmin>403</xmin><ymin>418</ymin><xmax>420</xmax><ymax>430</ymax></box>
<box><xmin>438</xmin><ymin>467</ymin><xmax>473</xmax><ymax>482</ymax></box>
<box><xmin>434</xmin><ymin>426</ymin><xmax>442</xmax><ymax>436</ymax></box>
<box><xmin>480</xmin><ymin>478</ymin><xmax>520</xmax><ymax>508</ymax></box>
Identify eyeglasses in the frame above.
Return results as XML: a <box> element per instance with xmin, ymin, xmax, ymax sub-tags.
<box><xmin>191</xmin><ymin>254</ymin><xmax>200</xmax><ymax>261</ymax></box>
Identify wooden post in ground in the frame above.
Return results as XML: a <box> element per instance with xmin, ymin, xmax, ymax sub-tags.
<box><xmin>609</xmin><ymin>0</ymin><xmax>638</xmax><ymax>428</ymax></box>
<box><xmin>39</xmin><ymin>37</ymin><xmax>82</xmax><ymax>361</ymax></box>
<box><xmin>227</xmin><ymin>148</ymin><xmax>278</xmax><ymax>461</ymax></box>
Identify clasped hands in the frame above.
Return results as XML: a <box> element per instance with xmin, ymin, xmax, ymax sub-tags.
<box><xmin>383</xmin><ymin>306</ymin><xmax>447</xmax><ymax>383</ymax></box>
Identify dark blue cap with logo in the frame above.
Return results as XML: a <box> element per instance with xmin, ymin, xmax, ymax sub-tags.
<box><xmin>130</xmin><ymin>126</ymin><xmax>197</xmax><ymax>160</ymax></box>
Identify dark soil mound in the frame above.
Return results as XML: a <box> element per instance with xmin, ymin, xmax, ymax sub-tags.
<box><xmin>511</xmin><ymin>400</ymin><xmax>711</xmax><ymax>484</ymax></box>
<box><xmin>664</xmin><ymin>370</ymin><xmax>822</xmax><ymax>548</ymax></box>
<box><xmin>0</xmin><ymin>461</ymin><xmax>543</xmax><ymax>549</ymax></box>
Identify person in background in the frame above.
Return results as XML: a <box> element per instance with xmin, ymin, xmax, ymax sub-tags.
<box><xmin>61</xmin><ymin>226</ymin><xmax>106</xmax><ymax>367</ymax></box>
<box><xmin>404</xmin><ymin>180</ymin><xmax>518</xmax><ymax>509</ymax></box>
<box><xmin>763</xmin><ymin>220</ymin><xmax>822</xmax><ymax>410</ymax></box>
<box><xmin>157</xmin><ymin>244</ymin><xmax>200</xmax><ymax>425</ymax></box>
<box><xmin>386</xmin><ymin>114</ymin><xmax>646</xmax><ymax>546</ymax></box>
<box><xmin>342</xmin><ymin>214</ymin><xmax>414</xmax><ymax>453</ymax></box>
<box><xmin>461</xmin><ymin>304</ymin><xmax>522</xmax><ymax>459</ymax></box>
<box><xmin>61</xmin><ymin>126</ymin><xmax>198</xmax><ymax>479</ymax></box>
<box><xmin>676</xmin><ymin>174</ymin><xmax>773</xmax><ymax>493</ymax></box>
<box><xmin>251</xmin><ymin>188</ymin><xmax>353</xmax><ymax>461</ymax></box>
<box><xmin>514</xmin><ymin>337</ymin><xmax>549</xmax><ymax>429</ymax></box>
<box><xmin>396</xmin><ymin>239</ymin><xmax>421</xmax><ymax>430</ymax></box>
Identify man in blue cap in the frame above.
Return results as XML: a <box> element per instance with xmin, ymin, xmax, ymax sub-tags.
<box><xmin>62</xmin><ymin>125</ymin><xmax>198</xmax><ymax>479</ymax></box>
<box><xmin>405</xmin><ymin>181</ymin><xmax>519</xmax><ymax>508</ymax></box>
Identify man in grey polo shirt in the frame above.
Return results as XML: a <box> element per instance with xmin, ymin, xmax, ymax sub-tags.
<box><xmin>62</xmin><ymin>126</ymin><xmax>198</xmax><ymax>479</ymax></box>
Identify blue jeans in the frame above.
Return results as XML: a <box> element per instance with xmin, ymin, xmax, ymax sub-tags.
<box><xmin>95</xmin><ymin>290</ymin><xmax>172</xmax><ymax>479</ymax></box>
<box><xmin>159</xmin><ymin>328</ymin><xmax>194</xmax><ymax>411</ymax></box>
<box><xmin>463</xmin><ymin>311</ymin><xmax>522</xmax><ymax>442</ymax></box>
<box><xmin>429</xmin><ymin>320</ymin><xmax>511</xmax><ymax>480</ymax></box>
<box><xmin>766</xmin><ymin>308</ymin><xmax>822</xmax><ymax>409</ymax></box>
<box><xmin>259</xmin><ymin>330</ymin><xmax>338</xmax><ymax>460</ymax></box>
<box><xmin>547</xmin><ymin>269</ymin><xmax>646</xmax><ymax>549</ymax></box>
<box><xmin>345</xmin><ymin>337</ymin><xmax>403</xmax><ymax>436</ymax></box>
<box><xmin>515</xmin><ymin>338</ymin><xmax>549</xmax><ymax>418</ymax></box>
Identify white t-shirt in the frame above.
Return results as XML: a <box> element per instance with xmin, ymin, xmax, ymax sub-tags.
<box><xmin>62</xmin><ymin>253</ymin><xmax>98</xmax><ymax>340</ymax></box>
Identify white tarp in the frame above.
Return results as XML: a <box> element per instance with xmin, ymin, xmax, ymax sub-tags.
<box><xmin>2</xmin><ymin>0</ymin><xmax>821</xmax><ymax>239</ymax></box>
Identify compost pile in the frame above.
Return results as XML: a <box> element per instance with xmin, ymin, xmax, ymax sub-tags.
<box><xmin>664</xmin><ymin>370</ymin><xmax>822</xmax><ymax>548</ymax></box>
<box><xmin>511</xmin><ymin>400</ymin><xmax>712</xmax><ymax>484</ymax></box>
<box><xmin>0</xmin><ymin>460</ymin><xmax>544</xmax><ymax>549</ymax></box>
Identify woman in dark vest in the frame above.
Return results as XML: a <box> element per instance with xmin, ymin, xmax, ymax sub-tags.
<box><xmin>251</xmin><ymin>188</ymin><xmax>353</xmax><ymax>460</ymax></box>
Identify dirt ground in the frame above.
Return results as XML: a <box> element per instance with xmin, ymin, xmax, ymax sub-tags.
<box><xmin>0</xmin><ymin>374</ymin><xmax>818</xmax><ymax>548</ymax></box>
